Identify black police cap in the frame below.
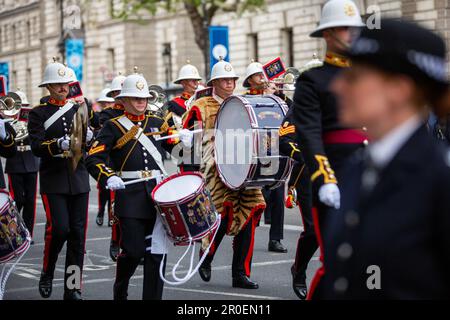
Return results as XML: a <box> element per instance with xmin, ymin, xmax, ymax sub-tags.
<box><xmin>347</xmin><ymin>18</ymin><xmax>448</xmax><ymax>88</ymax></box>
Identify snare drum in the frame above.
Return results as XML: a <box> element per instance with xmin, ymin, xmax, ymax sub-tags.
<box><xmin>151</xmin><ymin>172</ymin><xmax>219</xmax><ymax>246</ymax></box>
<box><xmin>214</xmin><ymin>94</ymin><xmax>294</xmax><ymax>190</ymax></box>
<box><xmin>0</xmin><ymin>190</ymin><xmax>30</xmax><ymax>264</ymax></box>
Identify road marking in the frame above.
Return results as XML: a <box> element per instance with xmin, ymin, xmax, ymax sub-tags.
<box><xmin>5</xmin><ymin>258</ymin><xmax>299</xmax><ymax>295</ymax></box>
<box><xmin>33</xmin><ymin>237</ymin><xmax>111</xmax><ymax>246</ymax></box>
<box><xmin>164</xmin><ymin>287</ymin><xmax>283</xmax><ymax>300</ymax></box>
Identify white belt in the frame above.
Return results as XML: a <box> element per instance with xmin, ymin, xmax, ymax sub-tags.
<box><xmin>17</xmin><ymin>145</ymin><xmax>31</xmax><ymax>152</ymax></box>
<box><xmin>118</xmin><ymin>170</ymin><xmax>161</xmax><ymax>180</ymax></box>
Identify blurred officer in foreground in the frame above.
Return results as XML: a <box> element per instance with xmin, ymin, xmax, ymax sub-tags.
<box><xmin>285</xmin><ymin>0</ymin><xmax>366</xmax><ymax>299</ymax></box>
<box><xmin>317</xmin><ymin>18</ymin><xmax>450</xmax><ymax>299</ymax></box>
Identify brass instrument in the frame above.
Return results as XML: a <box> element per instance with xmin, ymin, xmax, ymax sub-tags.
<box><xmin>0</xmin><ymin>92</ymin><xmax>28</xmax><ymax>141</ymax></box>
<box><xmin>69</xmin><ymin>101</ymin><xmax>88</xmax><ymax>172</ymax></box>
<box><xmin>147</xmin><ymin>85</ymin><xmax>168</xmax><ymax>118</ymax></box>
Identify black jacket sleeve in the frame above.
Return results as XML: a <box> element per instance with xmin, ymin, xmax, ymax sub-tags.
<box><xmin>0</xmin><ymin>122</ymin><xmax>17</xmax><ymax>158</ymax></box>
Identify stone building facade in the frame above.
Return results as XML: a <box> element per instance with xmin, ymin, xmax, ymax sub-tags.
<box><xmin>0</xmin><ymin>0</ymin><xmax>449</xmax><ymax>105</ymax></box>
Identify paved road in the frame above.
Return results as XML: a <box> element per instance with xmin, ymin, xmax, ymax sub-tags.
<box><xmin>2</xmin><ymin>159</ymin><xmax>320</xmax><ymax>300</ymax></box>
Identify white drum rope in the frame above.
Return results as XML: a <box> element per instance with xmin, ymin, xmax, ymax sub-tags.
<box><xmin>0</xmin><ymin>241</ymin><xmax>30</xmax><ymax>300</ymax></box>
<box><xmin>159</xmin><ymin>213</ymin><xmax>221</xmax><ymax>286</ymax></box>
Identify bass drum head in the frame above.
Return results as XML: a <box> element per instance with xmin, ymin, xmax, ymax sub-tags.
<box><xmin>214</xmin><ymin>96</ymin><xmax>254</xmax><ymax>189</ymax></box>
<box><xmin>153</xmin><ymin>173</ymin><xmax>203</xmax><ymax>204</ymax></box>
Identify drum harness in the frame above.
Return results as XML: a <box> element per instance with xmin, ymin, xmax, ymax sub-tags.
<box><xmin>116</xmin><ymin>117</ymin><xmax>221</xmax><ymax>286</ymax></box>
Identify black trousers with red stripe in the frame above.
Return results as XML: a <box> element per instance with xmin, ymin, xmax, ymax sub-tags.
<box><xmin>8</xmin><ymin>173</ymin><xmax>38</xmax><ymax>237</ymax></box>
<box><xmin>41</xmin><ymin>193</ymin><xmax>89</xmax><ymax>292</ymax></box>
<box><xmin>204</xmin><ymin>214</ymin><xmax>257</xmax><ymax>278</ymax></box>
<box><xmin>291</xmin><ymin>168</ymin><xmax>318</xmax><ymax>280</ymax></box>
<box><xmin>109</xmin><ymin>191</ymin><xmax>121</xmax><ymax>243</ymax></box>
<box><xmin>97</xmin><ymin>184</ymin><xmax>110</xmax><ymax>216</ymax></box>
<box><xmin>114</xmin><ymin>217</ymin><xmax>165</xmax><ymax>300</ymax></box>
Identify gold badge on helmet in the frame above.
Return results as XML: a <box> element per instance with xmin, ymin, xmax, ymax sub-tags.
<box><xmin>58</xmin><ymin>68</ymin><xmax>66</xmax><ymax>77</ymax></box>
<box><xmin>344</xmin><ymin>3</ymin><xmax>356</xmax><ymax>16</ymax></box>
<box><xmin>136</xmin><ymin>81</ymin><xmax>145</xmax><ymax>90</ymax></box>
<box><xmin>224</xmin><ymin>64</ymin><xmax>232</xmax><ymax>72</ymax></box>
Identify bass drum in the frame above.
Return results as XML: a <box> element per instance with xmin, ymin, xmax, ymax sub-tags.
<box><xmin>214</xmin><ymin>94</ymin><xmax>294</xmax><ymax>190</ymax></box>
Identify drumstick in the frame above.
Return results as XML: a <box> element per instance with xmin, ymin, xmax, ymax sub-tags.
<box><xmin>106</xmin><ymin>174</ymin><xmax>165</xmax><ymax>190</ymax></box>
<box><xmin>155</xmin><ymin>129</ymin><xmax>203</xmax><ymax>141</ymax></box>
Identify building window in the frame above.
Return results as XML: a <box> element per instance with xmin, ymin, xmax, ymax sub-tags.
<box><xmin>107</xmin><ymin>48</ymin><xmax>115</xmax><ymax>72</ymax></box>
<box><xmin>26</xmin><ymin>68</ymin><xmax>32</xmax><ymax>101</ymax></box>
<box><xmin>281</xmin><ymin>28</ymin><xmax>294</xmax><ymax>67</ymax></box>
<box><xmin>247</xmin><ymin>33</ymin><xmax>259</xmax><ymax>62</ymax></box>
<box><xmin>162</xmin><ymin>43</ymin><xmax>172</xmax><ymax>87</ymax></box>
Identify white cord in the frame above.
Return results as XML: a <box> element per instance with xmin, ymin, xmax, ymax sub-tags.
<box><xmin>0</xmin><ymin>241</ymin><xmax>30</xmax><ymax>300</ymax></box>
<box><xmin>159</xmin><ymin>213</ymin><xmax>221</xmax><ymax>286</ymax></box>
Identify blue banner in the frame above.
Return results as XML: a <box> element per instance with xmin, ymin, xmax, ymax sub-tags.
<box><xmin>65</xmin><ymin>39</ymin><xmax>84</xmax><ymax>82</ymax></box>
<box><xmin>0</xmin><ymin>62</ymin><xmax>10</xmax><ymax>93</ymax></box>
<box><xmin>209</xmin><ymin>26</ymin><xmax>229</xmax><ymax>72</ymax></box>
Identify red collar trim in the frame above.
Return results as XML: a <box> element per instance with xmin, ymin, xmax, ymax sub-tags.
<box><xmin>124</xmin><ymin>112</ymin><xmax>145</xmax><ymax>122</ymax></box>
<box><xmin>48</xmin><ymin>97</ymin><xmax>67</xmax><ymax>106</ymax></box>
<box><xmin>113</xmin><ymin>104</ymin><xmax>125</xmax><ymax>110</ymax></box>
<box><xmin>181</xmin><ymin>92</ymin><xmax>193</xmax><ymax>100</ymax></box>
<box><xmin>248</xmin><ymin>88</ymin><xmax>264</xmax><ymax>95</ymax></box>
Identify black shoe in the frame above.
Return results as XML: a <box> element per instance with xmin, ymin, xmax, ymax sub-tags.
<box><xmin>232</xmin><ymin>275</ymin><xmax>259</xmax><ymax>289</ymax></box>
<box><xmin>291</xmin><ymin>266</ymin><xmax>307</xmax><ymax>300</ymax></box>
<box><xmin>110</xmin><ymin>241</ymin><xmax>119</xmax><ymax>262</ymax></box>
<box><xmin>96</xmin><ymin>213</ymin><xmax>104</xmax><ymax>226</ymax></box>
<box><xmin>198</xmin><ymin>261</ymin><xmax>211</xmax><ymax>282</ymax></box>
<box><xmin>268</xmin><ymin>240</ymin><xmax>288</xmax><ymax>253</ymax></box>
<box><xmin>30</xmin><ymin>240</ymin><xmax>35</xmax><ymax>245</ymax></box>
<box><xmin>38</xmin><ymin>272</ymin><xmax>53</xmax><ymax>299</ymax></box>
<box><xmin>64</xmin><ymin>290</ymin><xmax>83</xmax><ymax>300</ymax></box>
<box><xmin>139</xmin><ymin>258</ymin><xmax>144</xmax><ymax>266</ymax></box>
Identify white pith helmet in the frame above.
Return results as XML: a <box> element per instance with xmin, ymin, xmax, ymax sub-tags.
<box><xmin>13</xmin><ymin>88</ymin><xmax>30</xmax><ymax>106</ymax></box>
<box><xmin>207</xmin><ymin>58</ymin><xmax>239</xmax><ymax>86</ymax></box>
<box><xmin>174</xmin><ymin>60</ymin><xmax>202</xmax><ymax>84</ymax></box>
<box><xmin>243</xmin><ymin>60</ymin><xmax>264</xmax><ymax>88</ymax></box>
<box><xmin>310</xmin><ymin>0</ymin><xmax>365</xmax><ymax>38</ymax></box>
<box><xmin>107</xmin><ymin>73</ymin><xmax>126</xmax><ymax>97</ymax></box>
<box><xmin>115</xmin><ymin>67</ymin><xmax>151</xmax><ymax>99</ymax></box>
<box><xmin>97</xmin><ymin>88</ymin><xmax>115</xmax><ymax>103</ymax></box>
<box><xmin>39</xmin><ymin>57</ymin><xmax>72</xmax><ymax>87</ymax></box>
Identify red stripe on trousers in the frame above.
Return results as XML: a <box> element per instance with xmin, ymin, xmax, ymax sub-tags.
<box><xmin>41</xmin><ymin>194</ymin><xmax>53</xmax><ymax>273</ymax></box>
<box><xmin>243</xmin><ymin>216</ymin><xmax>258</xmax><ymax>277</ymax></box>
<box><xmin>307</xmin><ymin>207</ymin><xmax>325</xmax><ymax>300</ymax></box>
<box><xmin>8</xmin><ymin>174</ymin><xmax>14</xmax><ymax>199</ymax></box>
<box><xmin>81</xmin><ymin>194</ymin><xmax>89</xmax><ymax>290</ymax></box>
<box><xmin>31</xmin><ymin>176</ymin><xmax>38</xmax><ymax>238</ymax></box>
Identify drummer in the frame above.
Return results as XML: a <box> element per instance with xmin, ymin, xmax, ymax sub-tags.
<box><xmin>182</xmin><ymin>59</ymin><xmax>266</xmax><ymax>289</ymax></box>
<box><xmin>243</xmin><ymin>60</ymin><xmax>288</xmax><ymax>254</ymax></box>
<box><xmin>85</xmin><ymin>69</ymin><xmax>185</xmax><ymax>300</ymax></box>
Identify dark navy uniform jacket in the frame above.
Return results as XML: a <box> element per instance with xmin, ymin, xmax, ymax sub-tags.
<box><xmin>318</xmin><ymin>125</ymin><xmax>450</xmax><ymax>299</ymax></box>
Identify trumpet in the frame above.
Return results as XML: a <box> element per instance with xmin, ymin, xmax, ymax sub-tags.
<box><xmin>0</xmin><ymin>92</ymin><xmax>28</xmax><ymax>141</ymax></box>
<box><xmin>263</xmin><ymin>67</ymin><xmax>300</xmax><ymax>93</ymax></box>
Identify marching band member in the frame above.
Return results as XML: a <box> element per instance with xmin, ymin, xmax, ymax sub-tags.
<box><xmin>28</xmin><ymin>60</ymin><xmax>92</xmax><ymax>300</ymax></box>
<box><xmin>169</xmin><ymin>61</ymin><xmax>202</xmax><ymax>119</ymax></box>
<box><xmin>319</xmin><ymin>18</ymin><xmax>450</xmax><ymax>299</ymax></box>
<box><xmin>279</xmin><ymin>109</ymin><xmax>314</xmax><ymax>300</ymax></box>
<box><xmin>288</xmin><ymin>0</ymin><xmax>366</xmax><ymax>299</ymax></box>
<box><xmin>94</xmin><ymin>89</ymin><xmax>115</xmax><ymax>227</ymax></box>
<box><xmin>0</xmin><ymin>116</ymin><xmax>17</xmax><ymax>187</ymax></box>
<box><xmin>5</xmin><ymin>89</ymin><xmax>39</xmax><ymax>243</ymax></box>
<box><xmin>243</xmin><ymin>60</ymin><xmax>287</xmax><ymax>253</ymax></box>
<box><xmin>98</xmin><ymin>73</ymin><xmax>126</xmax><ymax>261</ymax></box>
<box><xmin>183</xmin><ymin>59</ymin><xmax>266</xmax><ymax>289</ymax></box>
<box><xmin>86</xmin><ymin>71</ymin><xmax>179</xmax><ymax>300</ymax></box>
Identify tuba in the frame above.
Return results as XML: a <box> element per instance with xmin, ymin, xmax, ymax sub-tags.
<box><xmin>0</xmin><ymin>93</ymin><xmax>28</xmax><ymax>141</ymax></box>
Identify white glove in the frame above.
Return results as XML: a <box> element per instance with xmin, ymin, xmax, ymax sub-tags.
<box><xmin>106</xmin><ymin>176</ymin><xmax>126</xmax><ymax>191</ymax></box>
<box><xmin>0</xmin><ymin>119</ymin><xmax>7</xmax><ymax>140</ymax></box>
<box><xmin>318</xmin><ymin>183</ymin><xmax>341</xmax><ymax>209</ymax></box>
<box><xmin>86</xmin><ymin>128</ymin><xmax>94</xmax><ymax>143</ymax></box>
<box><xmin>179</xmin><ymin>129</ymin><xmax>194</xmax><ymax>148</ymax></box>
<box><xmin>57</xmin><ymin>135</ymin><xmax>71</xmax><ymax>151</ymax></box>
